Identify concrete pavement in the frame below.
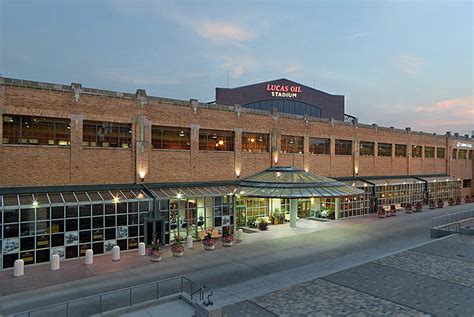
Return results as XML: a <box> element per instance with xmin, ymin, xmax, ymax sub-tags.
<box><xmin>1</xmin><ymin>204</ymin><xmax>472</xmax><ymax>315</ymax></box>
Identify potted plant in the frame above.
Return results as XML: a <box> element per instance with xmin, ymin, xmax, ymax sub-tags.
<box><xmin>405</xmin><ymin>203</ymin><xmax>412</xmax><ymax>213</ymax></box>
<box><xmin>171</xmin><ymin>236</ymin><xmax>185</xmax><ymax>257</ymax></box>
<box><xmin>202</xmin><ymin>229</ymin><xmax>216</xmax><ymax>250</ymax></box>
<box><xmin>272</xmin><ymin>208</ymin><xmax>280</xmax><ymax>225</ymax></box>
<box><xmin>248</xmin><ymin>216</ymin><xmax>257</xmax><ymax>228</ymax></box>
<box><xmin>278</xmin><ymin>209</ymin><xmax>285</xmax><ymax>224</ymax></box>
<box><xmin>389</xmin><ymin>205</ymin><xmax>397</xmax><ymax>216</ymax></box>
<box><xmin>448</xmin><ymin>197</ymin><xmax>455</xmax><ymax>206</ymax></box>
<box><xmin>415</xmin><ymin>201</ymin><xmax>423</xmax><ymax>212</ymax></box>
<box><xmin>429</xmin><ymin>200</ymin><xmax>436</xmax><ymax>209</ymax></box>
<box><xmin>257</xmin><ymin>217</ymin><xmax>268</xmax><ymax>231</ymax></box>
<box><xmin>148</xmin><ymin>239</ymin><xmax>163</xmax><ymax>262</ymax></box>
<box><xmin>437</xmin><ymin>199</ymin><xmax>444</xmax><ymax>208</ymax></box>
<box><xmin>377</xmin><ymin>206</ymin><xmax>386</xmax><ymax>218</ymax></box>
<box><xmin>221</xmin><ymin>229</ymin><xmax>233</xmax><ymax>247</ymax></box>
<box><xmin>465</xmin><ymin>195</ymin><xmax>471</xmax><ymax>203</ymax></box>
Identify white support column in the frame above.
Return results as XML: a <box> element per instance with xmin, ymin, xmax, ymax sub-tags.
<box><xmin>335</xmin><ymin>198</ymin><xmax>341</xmax><ymax>220</ymax></box>
<box><xmin>290</xmin><ymin>199</ymin><xmax>297</xmax><ymax>228</ymax></box>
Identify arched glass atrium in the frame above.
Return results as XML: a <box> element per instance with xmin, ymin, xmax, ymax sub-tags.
<box><xmin>242</xmin><ymin>100</ymin><xmax>321</xmax><ymax>117</ymax></box>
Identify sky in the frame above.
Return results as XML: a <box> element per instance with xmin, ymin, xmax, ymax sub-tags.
<box><xmin>1</xmin><ymin>0</ymin><xmax>473</xmax><ymax>135</ymax></box>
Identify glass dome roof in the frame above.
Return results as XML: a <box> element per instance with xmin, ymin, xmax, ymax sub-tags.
<box><xmin>237</xmin><ymin>166</ymin><xmax>364</xmax><ymax>198</ymax></box>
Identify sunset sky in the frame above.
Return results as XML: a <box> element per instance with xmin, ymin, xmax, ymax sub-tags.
<box><xmin>1</xmin><ymin>0</ymin><xmax>473</xmax><ymax>135</ymax></box>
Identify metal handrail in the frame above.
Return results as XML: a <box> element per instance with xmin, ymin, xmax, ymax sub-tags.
<box><xmin>432</xmin><ymin>209</ymin><xmax>474</xmax><ymax>230</ymax></box>
<box><xmin>15</xmin><ymin>275</ymin><xmax>205</xmax><ymax>317</ymax></box>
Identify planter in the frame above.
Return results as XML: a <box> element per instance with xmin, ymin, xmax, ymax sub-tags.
<box><xmin>377</xmin><ymin>213</ymin><xmax>385</xmax><ymax>218</ymax></box>
<box><xmin>172</xmin><ymin>251</ymin><xmax>184</xmax><ymax>257</ymax></box>
<box><xmin>150</xmin><ymin>256</ymin><xmax>163</xmax><ymax>262</ymax></box>
<box><xmin>204</xmin><ymin>245</ymin><xmax>216</xmax><ymax>250</ymax></box>
<box><xmin>222</xmin><ymin>241</ymin><xmax>233</xmax><ymax>247</ymax></box>
<box><xmin>437</xmin><ymin>202</ymin><xmax>444</xmax><ymax>208</ymax></box>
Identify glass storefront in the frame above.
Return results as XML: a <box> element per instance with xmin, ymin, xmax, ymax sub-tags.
<box><xmin>0</xmin><ymin>190</ymin><xmax>152</xmax><ymax>269</ymax></box>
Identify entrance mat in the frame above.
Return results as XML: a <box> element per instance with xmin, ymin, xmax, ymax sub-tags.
<box><xmin>307</xmin><ymin>217</ymin><xmax>330</xmax><ymax>222</ymax></box>
<box><xmin>240</xmin><ymin>228</ymin><xmax>260</xmax><ymax>234</ymax></box>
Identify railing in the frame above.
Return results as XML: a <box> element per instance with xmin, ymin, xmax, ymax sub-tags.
<box><xmin>432</xmin><ymin>209</ymin><xmax>474</xmax><ymax>232</ymax></box>
<box><xmin>14</xmin><ymin>275</ymin><xmax>213</xmax><ymax>317</ymax></box>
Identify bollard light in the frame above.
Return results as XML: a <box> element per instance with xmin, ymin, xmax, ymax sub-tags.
<box><xmin>85</xmin><ymin>249</ymin><xmax>94</xmax><ymax>265</ymax></box>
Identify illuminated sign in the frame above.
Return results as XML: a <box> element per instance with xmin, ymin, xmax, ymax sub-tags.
<box><xmin>266</xmin><ymin>84</ymin><xmax>302</xmax><ymax>98</ymax></box>
<box><xmin>456</xmin><ymin>142</ymin><xmax>473</xmax><ymax>149</ymax></box>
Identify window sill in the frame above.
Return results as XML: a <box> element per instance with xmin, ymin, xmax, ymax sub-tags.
<box><xmin>1</xmin><ymin>144</ymin><xmax>71</xmax><ymax>149</ymax></box>
<box><xmin>82</xmin><ymin>146</ymin><xmax>131</xmax><ymax>150</ymax></box>
<box><xmin>151</xmin><ymin>148</ymin><xmax>191</xmax><ymax>152</ymax></box>
<box><xmin>198</xmin><ymin>150</ymin><xmax>234</xmax><ymax>153</ymax></box>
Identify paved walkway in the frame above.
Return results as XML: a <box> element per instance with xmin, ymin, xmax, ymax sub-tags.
<box><xmin>0</xmin><ymin>204</ymin><xmax>472</xmax><ymax>315</ymax></box>
<box><xmin>222</xmin><ymin>233</ymin><xmax>474</xmax><ymax>316</ymax></box>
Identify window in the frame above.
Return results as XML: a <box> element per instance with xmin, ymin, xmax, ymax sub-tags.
<box><xmin>152</xmin><ymin>126</ymin><xmax>190</xmax><ymax>150</ymax></box>
<box><xmin>452</xmin><ymin>149</ymin><xmax>457</xmax><ymax>159</ymax></box>
<box><xmin>281</xmin><ymin>135</ymin><xmax>303</xmax><ymax>154</ymax></box>
<box><xmin>359</xmin><ymin>142</ymin><xmax>374</xmax><ymax>156</ymax></box>
<box><xmin>242</xmin><ymin>100</ymin><xmax>321</xmax><ymax>118</ymax></box>
<box><xmin>463</xmin><ymin>179</ymin><xmax>471</xmax><ymax>188</ymax></box>
<box><xmin>458</xmin><ymin>149</ymin><xmax>468</xmax><ymax>159</ymax></box>
<box><xmin>309</xmin><ymin>138</ymin><xmax>330</xmax><ymax>155</ymax></box>
<box><xmin>424</xmin><ymin>146</ymin><xmax>435</xmax><ymax>158</ymax></box>
<box><xmin>437</xmin><ymin>147</ymin><xmax>445</xmax><ymax>159</ymax></box>
<box><xmin>242</xmin><ymin>132</ymin><xmax>269</xmax><ymax>152</ymax></box>
<box><xmin>335</xmin><ymin>139</ymin><xmax>352</xmax><ymax>155</ymax></box>
<box><xmin>3</xmin><ymin>114</ymin><xmax>70</xmax><ymax>146</ymax></box>
<box><xmin>199</xmin><ymin>129</ymin><xmax>234</xmax><ymax>151</ymax></box>
<box><xmin>412</xmin><ymin>145</ymin><xmax>422</xmax><ymax>158</ymax></box>
<box><xmin>395</xmin><ymin>144</ymin><xmax>407</xmax><ymax>157</ymax></box>
<box><xmin>83</xmin><ymin>121</ymin><xmax>131</xmax><ymax>148</ymax></box>
<box><xmin>378</xmin><ymin>143</ymin><xmax>392</xmax><ymax>157</ymax></box>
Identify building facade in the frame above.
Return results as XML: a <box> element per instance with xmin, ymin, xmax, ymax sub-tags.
<box><xmin>0</xmin><ymin>77</ymin><xmax>473</xmax><ymax>270</ymax></box>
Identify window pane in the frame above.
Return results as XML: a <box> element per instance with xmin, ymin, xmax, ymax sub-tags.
<box><xmin>242</xmin><ymin>132</ymin><xmax>269</xmax><ymax>152</ymax></box>
<box><xmin>281</xmin><ymin>135</ymin><xmax>303</xmax><ymax>154</ymax></box>
<box><xmin>437</xmin><ymin>147</ymin><xmax>445</xmax><ymax>159</ymax></box>
<box><xmin>199</xmin><ymin>129</ymin><xmax>234</xmax><ymax>151</ymax></box>
<box><xmin>412</xmin><ymin>145</ymin><xmax>422</xmax><ymax>157</ymax></box>
<box><xmin>309</xmin><ymin>138</ymin><xmax>330</xmax><ymax>154</ymax></box>
<box><xmin>378</xmin><ymin>143</ymin><xmax>392</xmax><ymax>157</ymax></box>
<box><xmin>83</xmin><ymin>121</ymin><xmax>131</xmax><ymax>148</ymax></box>
<box><xmin>395</xmin><ymin>144</ymin><xmax>407</xmax><ymax>157</ymax></box>
<box><xmin>425</xmin><ymin>146</ymin><xmax>435</xmax><ymax>158</ymax></box>
<box><xmin>335</xmin><ymin>139</ymin><xmax>352</xmax><ymax>155</ymax></box>
<box><xmin>359</xmin><ymin>142</ymin><xmax>374</xmax><ymax>156</ymax></box>
<box><xmin>152</xmin><ymin>126</ymin><xmax>191</xmax><ymax>150</ymax></box>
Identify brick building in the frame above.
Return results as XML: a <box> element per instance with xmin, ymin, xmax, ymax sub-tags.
<box><xmin>0</xmin><ymin>77</ymin><xmax>472</xmax><ymax>270</ymax></box>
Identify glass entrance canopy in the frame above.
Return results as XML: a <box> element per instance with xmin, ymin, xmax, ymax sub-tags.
<box><xmin>237</xmin><ymin>167</ymin><xmax>364</xmax><ymax>198</ymax></box>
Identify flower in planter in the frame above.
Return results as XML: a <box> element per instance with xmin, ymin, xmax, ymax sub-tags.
<box><xmin>202</xmin><ymin>229</ymin><xmax>216</xmax><ymax>248</ymax></box>
<box><xmin>171</xmin><ymin>236</ymin><xmax>185</xmax><ymax>254</ymax></box>
<box><xmin>221</xmin><ymin>228</ymin><xmax>233</xmax><ymax>246</ymax></box>
<box><xmin>148</xmin><ymin>239</ymin><xmax>163</xmax><ymax>261</ymax></box>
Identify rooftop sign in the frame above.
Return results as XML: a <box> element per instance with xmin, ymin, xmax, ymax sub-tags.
<box><xmin>266</xmin><ymin>84</ymin><xmax>302</xmax><ymax>98</ymax></box>
<box><xmin>456</xmin><ymin>142</ymin><xmax>473</xmax><ymax>149</ymax></box>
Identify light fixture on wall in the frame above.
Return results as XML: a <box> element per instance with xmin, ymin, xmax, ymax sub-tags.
<box><xmin>179</xmin><ymin>130</ymin><xmax>185</xmax><ymax>137</ymax></box>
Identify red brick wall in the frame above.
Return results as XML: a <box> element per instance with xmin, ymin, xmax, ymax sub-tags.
<box><xmin>0</xmin><ymin>84</ymin><xmax>473</xmax><ymax>189</ymax></box>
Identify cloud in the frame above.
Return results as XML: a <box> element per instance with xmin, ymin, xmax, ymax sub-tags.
<box><xmin>396</xmin><ymin>54</ymin><xmax>424</xmax><ymax>75</ymax></box>
<box><xmin>345</xmin><ymin>32</ymin><xmax>373</xmax><ymax>39</ymax></box>
<box><xmin>390</xmin><ymin>96</ymin><xmax>474</xmax><ymax>134</ymax></box>
<box><xmin>195</xmin><ymin>20</ymin><xmax>255</xmax><ymax>42</ymax></box>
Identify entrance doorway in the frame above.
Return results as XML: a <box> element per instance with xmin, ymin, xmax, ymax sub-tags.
<box><xmin>297</xmin><ymin>200</ymin><xmax>311</xmax><ymax>218</ymax></box>
<box><xmin>145</xmin><ymin>220</ymin><xmax>163</xmax><ymax>245</ymax></box>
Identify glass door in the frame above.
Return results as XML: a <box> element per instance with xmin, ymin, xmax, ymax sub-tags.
<box><xmin>297</xmin><ymin>200</ymin><xmax>311</xmax><ymax>218</ymax></box>
<box><xmin>236</xmin><ymin>205</ymin><xmax>247</xmax><ymax>227</ymax></box>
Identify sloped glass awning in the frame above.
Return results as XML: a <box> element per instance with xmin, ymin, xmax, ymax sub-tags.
<box><xmin>417</xmin><ymin>175</ymin><xmax>457</xmax><ymax>183</ymax></box>
<box><xmin>237</xmin><ymin>166</ymin><xmax>364</xmax><ymax>198</ymax></box>
<box><xmin>361</xmin><ymin>177</ymin><xmax>422</xmax><ymax>186</ymax></box>
<box><xmin>0</xmin><ymin>189</ymin><xmax>151</xmax><ymax>210</ymax></box>
<box><xmin>149</xmin><ymin>185</ymin><xmax>236</xmax><ymax>200</ymax></box>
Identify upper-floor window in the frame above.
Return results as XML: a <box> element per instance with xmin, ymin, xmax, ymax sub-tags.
<box><xmin>458</xmin><ymin>149</ymin><xmax>468</xmax><ymax>159</ymax></box>
<box><xmin>2</xmin><ymin>114</ymin><xmax>70</xmax><ymax>146</ymax></box>
<box><xmin>335</xmin><ymin>139</ymin><xmax>352</xmax><ymax>155</ymax></box>
<box><xmin>378</xmin><ymin>143</ymin><xmax>392</xmax><ymax>157</ymax></box>
<box><xmin>424</xmin><ymin>146</ymin><xmax>435</xmax><ymax>158</ymax></box>
<box><xmin>243</xmin><ymin>100</ymin><xmax>321</xmax><ymax>118</ymax></box>
<box><xmin>83</xmin><ymin>121</ymin><xmax>131</xmax><ymax>148</ymax></box>
<box><xmin>152</xmin><ymin>126</ymin><xmax>190</xmax><ymax>150</ymax></box>
<box><xmin>199</xmin><ymin>129</ymin><xmax>234</xmax><ymax>151</ymax></box>
<box><xmin>437</xmin><ymin>147</ymin><xmax>445</xmax><ymax>159</ymax></box>
<box><xmin>242</xmin><ymin>132</ymin><xmax>269</xmax><ymax>152</ymax></box>
<box><xmin>309</xmin><ymin>137</ymin><xmax>330</xmax><ymax>155</ymax></box>
<box><xmin>359</xmin><ymin>141</ymin><xmax>374</xmax><ymax>156</ymax></box>
<box><xmin>412</xmin><ymin>145</ymin><xmax>422</xmax><ymax>158</ymax></box>
<box><xmin>281</xmin><ymin>135</ymin><xmax>303</xmax><ymax>154</ymax></box>
<box><xmin>452</xmin><ymin>149</ymin><xmax>457</xmax><ymax>159</ymax></box>
<box><xmin>395</xmin><ymin>144</ymin><xmax>407</xmax><ymax>157</ymax></box>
